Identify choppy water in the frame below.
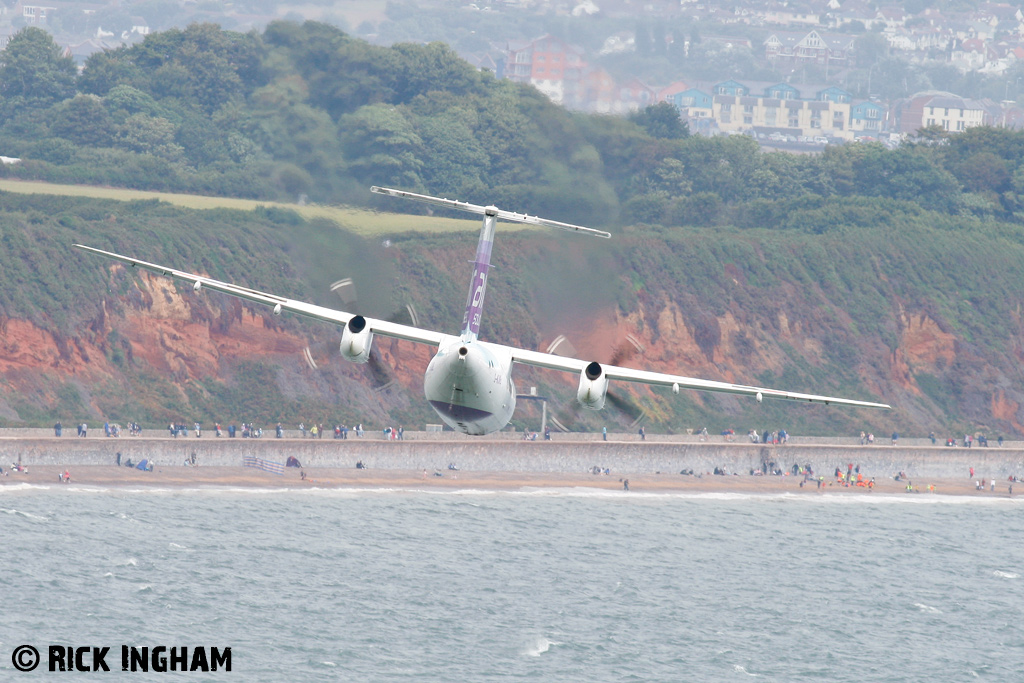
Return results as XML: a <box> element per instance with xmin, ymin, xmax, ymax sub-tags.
<box><xmin>1</xmin><ymin>485</ymin><xmax>1022</xmax><ymax>681</ymax></box>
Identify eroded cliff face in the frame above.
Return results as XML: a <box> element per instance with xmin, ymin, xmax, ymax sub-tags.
<box><xmin>2</xmin><ymin>242</ymin><xmax>1022</xmax><ymax>435</ymax></box>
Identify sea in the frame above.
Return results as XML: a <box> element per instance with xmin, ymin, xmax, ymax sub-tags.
<box><xmin>1</xmin><ymin>484</ymin><xmax>1022</xmax><ymax>682</ymax></box>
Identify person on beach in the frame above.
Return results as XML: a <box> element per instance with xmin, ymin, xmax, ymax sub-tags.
<box><xmin>623</xmin><ymin>479</ymin><xmax>629</xmax><ymax>491</ymax></box>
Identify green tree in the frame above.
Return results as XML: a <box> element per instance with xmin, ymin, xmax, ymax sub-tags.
<box><xmin>340</xmin><ymin>103</ymin><xmax>424</xmax><ymax>188</ymax></box>
<box><xmin>79</xmin><ymin>46</ymin><xmax>142</xmax><ymax>96</ymax></box>
<box><xmin>391</xmin><ymin>41</ymin><xmax>481</xmax><ymax>104</ymax></box>
<box><xmin>117</xmin><ymin>113</ymin><xmax>185</xmax><ymax>163</ymax></box>
<box><xmin>50</xmin><ymin>95</ymin><xmax>117</xmax><ymax>146</ymax></box>
<box><xmin>628</xmin><ymin>101</ymin><xmax>689</xmax><ymax>139</ymax></box>
<box><xmin>0</xmin><ymin>27</ymin><xmax>76</xmax><ymax>105</ymax></box>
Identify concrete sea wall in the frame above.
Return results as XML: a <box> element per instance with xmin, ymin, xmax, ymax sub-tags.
<box><xmin>2</xmin><ymin>436</ymin><xmax>1023</xmax><ymax>480</ymax></box>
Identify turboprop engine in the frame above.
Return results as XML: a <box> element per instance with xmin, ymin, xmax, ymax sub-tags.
<box><xmin>577</xmin><ymin>361</ymin><xmax>609</xmax><ymax>410</ymax></box>
<box><xmin>340</xmin><ymin>315</ymin><xmax>373</xmax><ymax>363</ymax></box>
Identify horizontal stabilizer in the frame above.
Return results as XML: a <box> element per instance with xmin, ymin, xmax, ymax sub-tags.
<box><xmin>371</xmin><ymin>186</ymin><xmax>611</xmax><ymax>239</ymax></box>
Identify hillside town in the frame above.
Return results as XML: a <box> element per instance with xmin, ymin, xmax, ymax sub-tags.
<box><xmin>2</xmin><ymin>0</ymin><xmax>1024</xmax><ymax>144</ymax></box>
<box><xmin>497</xmin><ymin>2</ymin><xmax>1024</xmax><ymax>144</ymax></box>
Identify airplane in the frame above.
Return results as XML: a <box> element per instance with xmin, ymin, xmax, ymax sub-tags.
<box><xmin>75</xmin><ymin>186</ymin><xmax>890</xmax><ymax>435</ymax></box>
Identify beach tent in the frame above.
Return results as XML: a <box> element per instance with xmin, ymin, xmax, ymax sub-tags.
<box><xmin>136</xmin><ymin>459</ymin><xmax>149</xmax><ymax>471</ymax></box>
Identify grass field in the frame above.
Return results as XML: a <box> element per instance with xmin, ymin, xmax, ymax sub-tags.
<box><xmin>0</xmin><ymin>179</ymin><xmax>518</xmax><ymax>236</ymax></box>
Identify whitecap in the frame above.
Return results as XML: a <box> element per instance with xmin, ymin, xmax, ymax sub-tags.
<box><xmin>1</xmin><ymin>508</ymin><xmax>49</xmax><ymax>521</ymax></box>
<box><xmin>993</xmin><ymin>570</ymin><xmax>1019</xmax><ymax>579</ymax></box>
<box><xmin>522</xmin><ymin>637</ymin><xmax>559</xmax><ymax>657</ymax></box>
<box><xmin>136</xmin><ymin>584</ymin><xmax>152</xmax><ymax>592</ymax></box>
<box><xmin>121</xmin><ymin>558</ymin><xmax>138</xmax><ymax>567</ymax></box>
<box><xmin>914</xmin><ymin>603</ymin><xmax>942</xmax><ymax>613</ymax></box>
<box><xmin>168</xmin><ymin>543</ymin><xmax>191</xmax><ymax>552</ymax></box>
<box><xmin>734</xmin><ymin>664</ymin><xmax>760</xmax><ymax>677</ymax></box>
<box><xmin>102</xmin><ymin>572</ymin><xmax>113</xmax><ymax>578</ymax></box>
<box><xmin>320</xmin><ymin>661</ymin><xmax>336</xmax><ymax>667</ymax></box>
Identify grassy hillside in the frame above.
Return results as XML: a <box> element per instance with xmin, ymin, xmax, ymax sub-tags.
<box><xmin>2</xmin><ymin>188</ymin><xmax>1024</xmax><ymax>437</ymax></box>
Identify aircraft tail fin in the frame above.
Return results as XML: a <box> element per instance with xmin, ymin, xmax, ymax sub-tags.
<box><xmin>370</xmin><ymin>187</ymin><xmax>609</xmax><ymax>339</ymax></box>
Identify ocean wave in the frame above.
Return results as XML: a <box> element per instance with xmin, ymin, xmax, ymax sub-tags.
<box><xmin>914</xmin><ymin>603</ymin><xmax>942</xmax><ymax>613</ymax></box>
<box><xmin>1</xmin><ymin>507</ymin><xmax>49</xmax><ymax>521</ymax></box>
<box><xmin>993</xmin><ymin>570</ymin><xmax>1019</xmax><ymax>579</ymax></box>
<box><xmin>3</xmin><ymin>482</ymin><xmax>1022</xmax><ymax>506</ymax></box>
<box><xmin>733</xmin><ymin>665</ymin><xmax>760</xmax><ymax>677</ymax></box>
<box><xmin>521</xmin><ymin>637</ymin><xmax>559</xmax><ymax>657</ymax></box>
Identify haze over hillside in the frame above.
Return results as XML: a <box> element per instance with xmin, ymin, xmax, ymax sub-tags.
<box><xmin>0</xmin><ymin>23</ymin><xmax>1023</xmax><ymax>436</ymax></box>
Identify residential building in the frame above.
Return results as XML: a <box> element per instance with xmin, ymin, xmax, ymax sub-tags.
<box><xmin>702</xmin><ymin>80</ymin><xmax>858</xmax><ymax>140</ymax></box>
<box><xmin>504</xmin><ymin>34</ymin><xmax>586</xmax><ymax>106</ymax></box>
<box><xmin>850</xmin><ymin>101</ymin><xmax>886</xmax><ymax>136</ymax></box>
<box><xmin>890</xmin><ymin>92</ymin><xmax>991</xmax><ymax>133</ymax></box>
<box><xmin>763</xmin><ymin>29</ymin><xmax>855</xmax><ymax>68</ymax></box>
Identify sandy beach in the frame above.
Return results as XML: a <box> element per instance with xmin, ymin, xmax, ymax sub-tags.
<box><xmin>1</xmin><ymin>465</ymin><xmax>1016</xmax><ymax>498</ymax></box>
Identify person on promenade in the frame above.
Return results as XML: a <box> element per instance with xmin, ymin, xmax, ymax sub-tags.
<box><xmin>639</xmin><ymin>426</ymin><xmax>645</xmax><ymax>441</ymax></box>
<box><xmin>891</xmin><ymin>431</ymin><xmax>898</xmax><ymax>446</ymax></box>
<box><xmin>299</xmin><ymin>422</ymin><xmax>306</xmax><ymax>438</ymax></box>
<box><xmin>602</xmin><ymin>426</ymin><xmax>607</xmax><ymax>441</ymax></box>
<box><xmin>54</xmin><ymin>421</ymin><xmax>62</xmax><ymax>437</ymax></box>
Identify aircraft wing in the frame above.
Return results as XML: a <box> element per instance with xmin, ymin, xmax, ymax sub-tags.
<box><xmin>73</xmin><ymin>245</ymin><xmax>445</xmax><ymax>347</ymax></box>
<box><xmin>503</xmin><ymin>346</ymin><xmax>891</xmax><ymax>410</ymax></box>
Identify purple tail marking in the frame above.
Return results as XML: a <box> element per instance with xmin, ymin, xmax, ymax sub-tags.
<box><xmin>462</xmin><ymin>229</ymin><xmax>494</xmax><ymax>339</ymax></box>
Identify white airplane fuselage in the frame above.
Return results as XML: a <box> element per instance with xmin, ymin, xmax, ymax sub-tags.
<box><xmin>424</xmin><ymin>337</ymin><xmax>516</xmax><ymax>435</ymax></box>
